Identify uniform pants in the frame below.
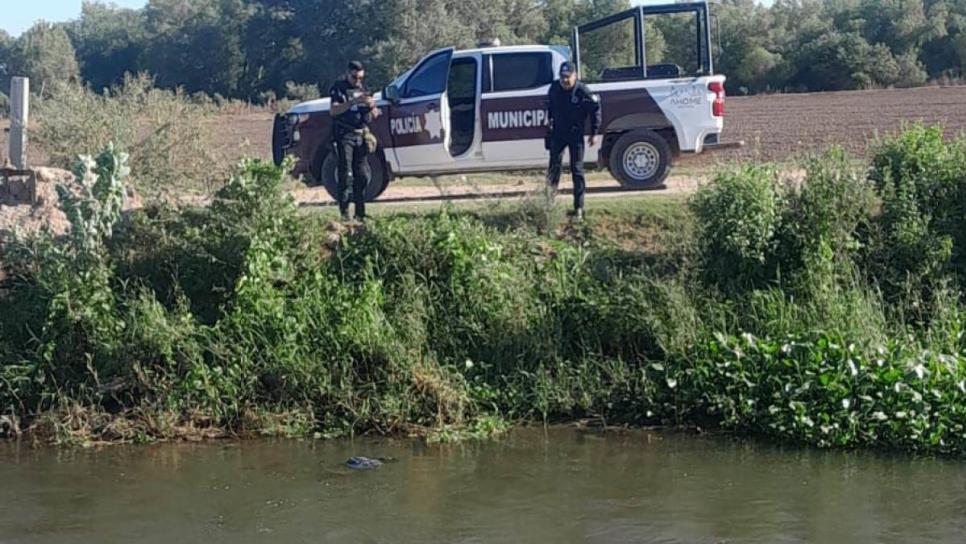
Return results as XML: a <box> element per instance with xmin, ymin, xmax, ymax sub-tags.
<box><xmin>547</xmin><ymin>134</ymin><xmax>586</xmax><ymax>211</ymax></box>
<box><xmin>335</xmin><ymin>131</ymin><xmax>370</xmax><ymax>218</ymax></box>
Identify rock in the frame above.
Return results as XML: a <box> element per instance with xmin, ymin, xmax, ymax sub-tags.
<box><xmin>0</xmin><ymin>415</ymin><xmax>20</xmax><ymax>438</ymax></box>
<box><xmin>346</xmin><ymin>456</ymin><xmax>383</xmax><ymax>470</ymax></box>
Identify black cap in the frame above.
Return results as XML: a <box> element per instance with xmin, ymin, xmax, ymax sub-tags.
<box><xmin>348</xmin><ymin>60</ymin><xmax>364</xmax><ymax>72</ymax></box>
<box><xmin>559</xmin><ymin>61</ymin><xmax>576</xmax><ymax>76</ymax></box>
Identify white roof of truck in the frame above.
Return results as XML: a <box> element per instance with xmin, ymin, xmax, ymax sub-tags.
<box><xmin>454</xmin><ymin>44</ymin><xmax>564</xmax><ymax>56</ymax></box>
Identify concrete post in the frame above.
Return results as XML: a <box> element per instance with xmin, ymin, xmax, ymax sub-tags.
<box><xmin>9</xmin><ymin>77</ymin><xmax>29</xmax><ymax>169</ymax></box>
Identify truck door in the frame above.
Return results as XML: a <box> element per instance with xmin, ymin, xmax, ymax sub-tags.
<box><xmin>480</xmin><ymin>51</ymin><xmax>555</xmax><ymax>167</ymax></box>
<box><xmin>387</xmin><ymin>48</ymin><xmax>455</xmax><ymax>171</ymax></box>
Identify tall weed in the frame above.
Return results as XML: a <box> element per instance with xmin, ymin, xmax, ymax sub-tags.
<box><xmin>34</xmin><ymin>74</ymin><xmax>222</xmax><ymax>199</ymax></box>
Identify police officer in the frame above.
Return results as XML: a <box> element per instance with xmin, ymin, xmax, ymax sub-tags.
<box><xmin>330</xmin><ymin>60</ymin><xmax>380</xmax><ymax>221</ymax></box>
<box><xmin>546</xmin><ymin>61</ymin><xmax>601</xmax><ymax>220</ymax></box>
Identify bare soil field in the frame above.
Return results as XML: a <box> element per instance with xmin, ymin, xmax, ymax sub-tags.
<box><xmin>699</xmin><ymin>85</ymin><xmax>966</xmax><ymax>165</ymax></box>
<box><xmin>207</xmin><ymin>85</ymin><xmax>966</xmax><ymax>170</ymax></box>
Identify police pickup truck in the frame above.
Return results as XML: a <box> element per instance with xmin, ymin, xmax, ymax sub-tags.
<box><xmin>272</xmin><ymin>1</ymin><xmax>739</xmax><ymax>202</ymax></box>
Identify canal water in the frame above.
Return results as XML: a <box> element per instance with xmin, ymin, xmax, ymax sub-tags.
<box><xmin>1</xmin><ymin>428</ymin><xmax>964</xmax><ymax>543</ymax></box>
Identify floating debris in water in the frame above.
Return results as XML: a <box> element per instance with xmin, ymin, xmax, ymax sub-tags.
<box><xmin>346</xmin><ymin>456</ymin><xmax>383</xmax><ymax>470</ymax></box>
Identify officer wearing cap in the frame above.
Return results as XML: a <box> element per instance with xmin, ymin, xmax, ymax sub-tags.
<box><xmin>330</xmin><ymin>60</ymin><xmax>380</xmax><ymax>220</ymax></box>
<box><xmin>546</xmin><ymin>61</ymin><xmax>601</xmax><ymax>220</ymax></box>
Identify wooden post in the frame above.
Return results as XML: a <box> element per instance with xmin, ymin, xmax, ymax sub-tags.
<box><xmin>9</xmin><ymin>77</ymin><xmax>29</xmax><ymax>169</ymax></box>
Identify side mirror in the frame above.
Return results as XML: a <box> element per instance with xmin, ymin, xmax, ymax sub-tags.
<box><xmin>384</xmin><ymin>84</ymin><xmax>401</xmax><ymax>104</ymax></box>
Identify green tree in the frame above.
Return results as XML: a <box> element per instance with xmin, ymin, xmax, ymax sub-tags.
<box><xmin>142</xmin><ymin>0</ymin><xmax>251</xmax><ymax>96</ymax></box>
<box><xmin>919</xmin><ymin>0</ymin><xmax>966</xmax><ymax>78</ymax></box>
<box><xmin>716</xmin><ymin>0</ymin><xmax>782</xmax><ymax>93</ymax></box>
<box><xmin>6</xmin><ymin>23</ymin><xmax>80</xmax><ymax>95</ymax></box>
<box><xmin>791</xmin><ymin>31</ymin><xmax>901</xmax><ymax>90</ymax></box>
<box><xmin>0</xmin><ymin>30</ymin><xmax>12</xmax><ymax>86</ymax></box>
<box><xmin>68</xmin><ymin>2</ymin><xmax>147</xmax><ymax>91</ymax></box>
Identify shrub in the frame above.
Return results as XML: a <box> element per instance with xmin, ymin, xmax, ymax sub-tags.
<box><xmin>780</xmin><ymin>147</ymin><xmax>875</xmax><ymax>294</ymax></box>
<box><xmin>284</xmin><ymin>81</ymin><xmax>320</xmax><ymax>102</ymax></box>
<box><xmin>33</xmin><ymin>74</ymin><xmax>223</xmax><ymax>199</ymax></box>
<box><xmin>6</xmin><ymin>128</ymin><xmax>966</xmax><ymax>454</ymax></box>
<box><xmin>690</xmin><ymin>165</ymin><xmax>784</xmax><ymax>292</ymax></box>
<box><xmin>868</xmin><ymin>125</ymin><xmax>966</xmax><ymax>302</ymax></box>
<box><xmin>2</xmin><ymin>146</ymin><xmax>131</xmax><ymax>409</ymax></box>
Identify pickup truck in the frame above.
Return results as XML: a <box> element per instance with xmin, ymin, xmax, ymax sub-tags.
<box><xmin>273</xmin><ymin>1</ymin><xmax>739</xmax><ymax>202</ymax></box>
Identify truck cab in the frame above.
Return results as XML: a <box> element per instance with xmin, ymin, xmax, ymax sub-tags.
<box><xmin>273</xmin><ymin>1</ymin><xmax>737</xmax><ymax>201</ymax></box>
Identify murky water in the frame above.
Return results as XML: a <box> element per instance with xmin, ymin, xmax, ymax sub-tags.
<box><xmin>2</xmin><ymin>428</ymin><xmax>965</xmax><ymax>543</ymax></box>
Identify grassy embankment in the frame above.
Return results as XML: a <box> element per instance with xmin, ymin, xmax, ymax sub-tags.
<box><xmin>3</xmin><ymin>92</ymin><xmax>966</xmax><ymax>453</ymax></box>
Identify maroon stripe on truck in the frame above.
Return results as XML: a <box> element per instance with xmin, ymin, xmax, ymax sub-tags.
<box><xmin>386</xmin><ymin>100</ymin><xmax>446</xmax><ymax>148</ymax></box>
<box><xmin>480</xmin><ymin>87</ymin><xmax>668</xmax><ymax>143</ymax></box>
<box><xmin>598</xmin><ymin>88</ymin><xmax>665</xmax><ymax>130</ymax></box>
<box><xmin>481</xmin><ymin>95</ymin><xmax>549</xmax><ymax>142</ymax></box>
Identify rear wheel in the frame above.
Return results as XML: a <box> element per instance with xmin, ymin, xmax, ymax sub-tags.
<box><xmin>318</xmin><ymin>151</ymin><xmax>389</xmax><ymax>202</ymax></box>
<box><xmin>607</xmin><ymin>130</ymin><xmax>671</xmax><ymax>189</ymax></box>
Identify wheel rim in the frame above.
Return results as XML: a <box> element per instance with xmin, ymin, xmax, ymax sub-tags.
<box><xmin>622</xmin><ymin>142</ymin><xmax>660</xmax><ymax>181</ymax></box>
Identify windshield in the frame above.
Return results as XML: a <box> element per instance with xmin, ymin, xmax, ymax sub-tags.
<box><xmin>389</xmin><ymin>69</ymin><xmax>412</xmax><ymax>90</ymax></box>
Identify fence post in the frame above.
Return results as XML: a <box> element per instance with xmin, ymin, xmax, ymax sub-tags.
<box><xmin>9</xmin><ymin>77</ymin><xmax>29</xmax><ymax>169</ymax></box>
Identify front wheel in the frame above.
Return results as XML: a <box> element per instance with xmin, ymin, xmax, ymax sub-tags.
<box><xmin>607</xmin><ymin>130</ymin><xmax>671</xmax><ymax>190</ymax></box>
<box><xmin>319</xmin><ymin>151</ymin><xmax>389</xmax><ymax>202</ymax></box>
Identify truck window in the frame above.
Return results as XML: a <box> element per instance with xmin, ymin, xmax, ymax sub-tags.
<box><xmin>575</xmin><ymin>5</ymin><xmax>712</xmax><ymax>82</ymax></box>
<box><xmin>580</xmin><ymin>13</ymin><xmax>639</xmax><ymax>84</ymax></box>
<box><xmin>403</xmin><ymin>52</ymin><xmax>450</xmax><ymax>98</ymax></box>
<box><xmin>646</xmin><ymin>10</ymin><xmax>707</xmax><ymax>78</ymax></box>
<box><xmin>490</xmin><ymin>53</ymin><xmax>553</xmax><ymax>92</ymax></box>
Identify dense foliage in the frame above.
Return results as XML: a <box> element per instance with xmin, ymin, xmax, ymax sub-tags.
<box><xmin>1</xmin><ymin>0</ymin><xmax>965</xmax><ymax>103</ymax></box>
<box><xmin>3</xmin><ymin>125</ymin><xmax>966</xmax><ymax>453</ymax></box>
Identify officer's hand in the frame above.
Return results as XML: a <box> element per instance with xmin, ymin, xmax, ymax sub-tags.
<box><xmin>589</xmin><ymin>134</ymin><xmax>599</xmax><ymax>147</ymax></box>
<box><xmin>370</xmin><ymin>107</ymin><xmax>381</xmax><ymax>119</ymax></box>
<box><xmin>364</xmin><ymin>96</ymin><xmax>376</xmax><ymax>108</ymax></box>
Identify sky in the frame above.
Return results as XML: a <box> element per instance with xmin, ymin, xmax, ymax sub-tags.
<box><xmin>2</xmin><ymin>0</ymin><xmax>147</xmax><ymax>37</ymax></box>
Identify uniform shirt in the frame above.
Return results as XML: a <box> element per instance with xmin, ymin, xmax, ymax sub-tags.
<box><xmin>547</xmin><ymin>81</ymin><xmax>601</xmax><ymax>138</ymax></box>
<box><xmin>330</xmin><ymin>78</ymin><xmax>373</xmax><ymax>134</ymax></box>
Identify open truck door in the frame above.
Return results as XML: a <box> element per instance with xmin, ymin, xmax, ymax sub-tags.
<box><xmin>384</xmin><ymin>48</ymin><xmax>455</xmax><ymax>170</ymax></box>
<box><xmin>570</xmin><ymin>1</ymin><xmax>739</xmax><ymax>188</ymax></box>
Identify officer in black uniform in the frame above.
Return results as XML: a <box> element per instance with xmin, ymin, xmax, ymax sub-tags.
<box><xmin>546</xmin><ymin>61</ymin><xmax>601</xmax><ymax>220</ymax></box>
<box><xmin>329</xmin><ymin>60</ymin><xmax>380</xmax><ymax>220</ymax></box>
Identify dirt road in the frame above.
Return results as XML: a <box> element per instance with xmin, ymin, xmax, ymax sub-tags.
<box><xmin>292</xmin><ymin>172</ymin><xmax>701</xmax><ymax>209</ymax></box>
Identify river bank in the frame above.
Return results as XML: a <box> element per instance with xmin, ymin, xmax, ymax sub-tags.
<box><xmin>2</xmin><ymin>126</ymin><xmax>966</xmax><ymax>453</ymax></box>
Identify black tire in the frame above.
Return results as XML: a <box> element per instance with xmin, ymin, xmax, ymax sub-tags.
<box><xmin>318</xmin><ymin>150</ymin><xmax>389</xmax><ymax>203</ymax></box>
<box><xmin>271</xmin><ymin>114</ymin><xmax>286</xmax><ymax>166</ymax></box>
<box><xmin>607</xmin><ymin>129</ymin><xmax>672</xmax><ymax>189</ymax></box>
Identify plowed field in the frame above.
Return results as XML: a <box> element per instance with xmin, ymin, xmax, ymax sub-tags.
<box><xmin>5</xmin><ymin>85</ymin><xmax>965</xmax><ymax>171</ymax></box>
<box><xmin>702</xmin><ymin>85</ymin><xmax>966</xmax><ymax>164</ymax></box>
<box><xmin>217</xmin><ymin>86</ymin><xmax>966</xmax><ymax>168</ymax></box>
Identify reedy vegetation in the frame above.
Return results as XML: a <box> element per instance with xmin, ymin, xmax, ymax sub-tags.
<box><xmin>32</xmin><ymin>74</ymin><xmax>223</xmax><ymax>199</ymax></box>
<box><xmin>2</xmin><ymin>125</ymin><xmax>966</xmax><ymax>452</ymax></box>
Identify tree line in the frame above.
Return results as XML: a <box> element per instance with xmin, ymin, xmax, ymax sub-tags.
<box><xmin>0</xmin><ymin>0</ymin><xmax>964</xmax><ymax>104</ymax></box>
